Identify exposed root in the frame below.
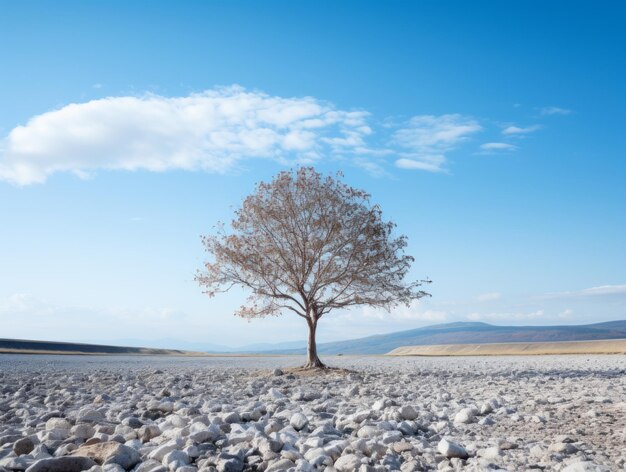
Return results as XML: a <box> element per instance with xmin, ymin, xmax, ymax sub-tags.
<box><xmin>282</xmin><ymin>365</ymin><xmax>354</xmax><ymax>377</ymax></box>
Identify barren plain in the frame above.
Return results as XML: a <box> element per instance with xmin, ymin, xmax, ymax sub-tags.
<box><xmin>1</xmin><ymin>355</ymin><xmax>624</xmax><ymax>472</ymax></box>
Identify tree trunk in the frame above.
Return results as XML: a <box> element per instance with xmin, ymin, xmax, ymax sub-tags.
<box><xmin>304</xmin><ymin>318</ymin><xmax>325</xmax><ymax>369</ymax></box>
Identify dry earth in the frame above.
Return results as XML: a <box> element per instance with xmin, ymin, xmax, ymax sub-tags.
<box><xmin>0</xmin><ymin>355</ymin><xmax>624</xmax><ymax>472</ymax></box>
<box><xmin>388</xmin><ymin>339</ymin><xmax>626</xmax><ymax>356</ymax></box>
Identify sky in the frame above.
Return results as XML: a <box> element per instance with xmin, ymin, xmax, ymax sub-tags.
<box><xmin>1</xmin><ymin>1</ymin><xmax>625</xmax><ymax>348</ymax></box>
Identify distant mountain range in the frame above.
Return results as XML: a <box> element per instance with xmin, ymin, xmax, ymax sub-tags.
<box><xmin>262</xmin><ymin>320</ymin><xmax>626</xmax><ymax>355</ymax></box>
<box><xmin>3</xmin><ymin>320</ymin><xmax>625</xmax><ymax>356</ymax></box>
<box><xmin>91</xmin><ymin>338</ymin><xmax>308</xmax><ymax>353</ymax></box>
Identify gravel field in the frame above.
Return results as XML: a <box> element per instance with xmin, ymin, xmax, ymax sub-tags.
<box><xmin>0</xmin><ymin>354</ymin><xmax>624</xmax><ymax>472</ymax></box>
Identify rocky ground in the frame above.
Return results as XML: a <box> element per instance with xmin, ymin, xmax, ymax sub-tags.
<box><xmin>0</xmin><ymin>354</ymin><xmax>624</xmax><ymax>472</ymax></box>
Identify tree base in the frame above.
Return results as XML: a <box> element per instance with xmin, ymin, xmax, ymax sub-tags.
<box><xmin>302</xmin><ymin>358</ymin><xmax>326</xmax><ymax>369</ymax></box>
<box><xmin>282</xmin><ymin>365</ymin><xmax>353</xmax><ymax>377</ymax></box>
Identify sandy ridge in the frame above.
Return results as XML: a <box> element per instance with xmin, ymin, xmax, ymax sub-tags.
<box><xmin>387</xmin><ymin>338</ymin><xmax>626</xmax><ymax>356</ymax></box>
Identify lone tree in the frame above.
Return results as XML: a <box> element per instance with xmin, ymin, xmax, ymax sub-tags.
<box><xmin>196</xmin><ymin>168</ymin><xmax>430</xmax><ymax>368</ymax></box>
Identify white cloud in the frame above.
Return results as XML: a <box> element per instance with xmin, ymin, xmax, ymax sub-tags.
<box><xmin>478</xmin><ymin>143</ymin><xmax>517</xmax><ymax>154</ymax></box>
<box><xmin>360</xmin><ymin>302</ymin><xmax>447</xmax><ymax>323</ymax></box>
<box><xmin>541</xmin><ymin>106</ymin><xmax>572</xmax><ymax>116</ymax></box>
<box><xmin>0</xmin><ymin>292</ymin><xmax>189</xmax><ymax>342</ymax></box>
<box><xmin>467</xmin><ymin>309</ymin><xmax>545</xmax><ymax>321</ymax></box>
<box><xmin>479</xmin><ymin>142</ymin><xmax>516</xmax><ymax>151</ymax></box>
<box><xmin>0</xmin><ymin>86</ymin><xmax>371</xmax><ymax>185</ymax></box>
<box><xmin>352</xmin><ymin>157</ymin><xmax>390</xmax><ymax>178</ymax></box>
<box><xmin>0</xmin><ymin>87</ymin><xmax>561</xmax><ymax>183</ymax></box>
<box><xmin>502</xmin><ymin>124</ymin><xmax>541</xmax><ymax>135</ymax></box>
<box><xmin>393</xmin><ymin>114</ymin><xmax>481</xmax><ymax>172</ymax></box>
<box><xmin>466</xmin><ymin>307</ymin><xmax>577</xmax><ymax>323</ymax></box>
<box><xmin>0</xmin><ymin>293</ymin><xmax>53</xmax><ymax>315</ymax></box>
<box><xmin>544</xmin><ymin>284</ymin><xmax>626</xmax><ymax>300</ymax></box>
<box><xmin>558</xmin><ymin>308</ymin><xmax>573</xmax><ymax>318</ymax></box>
<box><xmin>475</xmin><ymin>292</ymin><xmax>502</xmax><ymax>302</ymax></box>
<box><xmin>395</xmin><ymin>156</ymin><xmax>446</xmax><ymax>173</ymax></box>
<box><xmin>579</xmin><ymin>285</ymin><xmax>626</xmax><ymax>296</ymax></box>
<box><xmin>0</xmin><ymin>293</ymin><xmax>186</xmax><ymax>322</ymax></box>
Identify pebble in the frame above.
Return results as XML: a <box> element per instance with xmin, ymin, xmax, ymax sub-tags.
<box><xmin>289</xmin><ymin>412</ymin><xmax>309</xmax><ymax>431</ymax></box>
<box><xmin>437</xmin><ymin>438</ymin><xmax>469</xmax><ymax>459</ymax></box>
<box><xmin>334</xmin><ymin>453</ymin><xmax>361</xmax><ymax>471</ymax></box>
<box><xmin>25</xmin><ymin>456</ymin><xmax>97</xmax><ymax>472</ymax></box>
<box><xmin>13</xmin><ymin>437</ymin><xmax>35</xmax><ymax>456</ymax></box>
<box><xmin>398</xmin><ymin>405</ymin><xmax>418</xmax><ymax>420</ymax></box>
<box><xmin>453</xmin><ymin>407</ymin><xmax>476</xmax><ymax>424</ymax></box>
<box><xmin>72</xmin><ymin>441</ymin><xmax>141</xmax><ymax>469</ymax></box>
<box><xmin>562</xmin><ymin>461</ymin><xmax>612</xmax><ymax>472</ymax></box>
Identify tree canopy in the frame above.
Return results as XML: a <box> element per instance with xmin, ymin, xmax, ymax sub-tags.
<box><xmin>197</xmin><ymin>167</ymin><xmax>430</xmax><ymax>367</ymax></box>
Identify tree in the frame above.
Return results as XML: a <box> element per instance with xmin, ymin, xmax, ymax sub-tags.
<box><xmin>196</xmin><ymin>167</ymin><xmax>430</xmax><ymax>368</ymax></box>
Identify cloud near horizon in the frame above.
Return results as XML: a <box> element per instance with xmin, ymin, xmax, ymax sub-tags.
<box><xmin>0</xmin><ymin>293</ymin><xmax>189</xmax><ymax>342</ymax></box>
<box><xmin>0</xmin><ymin>87</ymin><xmax>491</xmax><ymax>184</ymax></box>
<box><xmin>475</xmin><ymin>292</ymin><xmax>502</xmax><ymax>302</ymax></box>
<box><xmin>361</xmin><ymin>301</ymin><xmax>448</xmax><ymax>323</ymax></box>
<box><xmin>542</xmin><ymin>284</ymin><xmax>626</xmax><ymax>300</ymax></box>
<box><xmin>466</xmin><ymin>308</ymin><xmax>573</xmax><ymax>322</ymax></box>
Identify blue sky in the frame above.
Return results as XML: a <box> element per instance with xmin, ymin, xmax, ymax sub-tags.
<box><xmin>1</xmin><ymin>1</ymin><xmax>625</xmax><ymax>347</ymax></box>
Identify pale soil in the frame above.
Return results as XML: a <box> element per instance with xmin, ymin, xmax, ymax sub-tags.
<box><xmin>388</xmin><ymin>338</ymin><xmax>626</xmax><ymax>356</ymax></box>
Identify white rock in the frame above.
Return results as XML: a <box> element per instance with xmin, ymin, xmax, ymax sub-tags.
<box><xmin>222</xmin><ymin>411</ymin><xmax>240</xmax><ymax>424</ymax></box>
<box><xmin>157</xmin><ymin>401</ymin><xmax>174</xmax><ymax>413</ymax></box>
<box><xmin>265</xmin><ymin>459</ymin><xmax>295</xmax><ymax>471</ymax></box>
<box><xmin>76</xmin><ymin>408</ymin><xmax>104</xmax><ymax>423</ymax></box>
<box><xmin>45</xmin><ymin>418</ymin><xmax>71</xmax><ymax>431</ymax></box>
<box><xmin>102</xmin><ymin>464</ymin><xmax>125</xmax><ymax>472</ymax></box>
<box><xmin>303</xmin><ymin>447</ymin><xmax>326</xmax><ymax>462</ymax></box>
<box><xmin>437</xmin><ymin>438</ymin><xmax>469</xmax><ymax>459</ymax></box>
<box><xmin>549</xmin><ymin>442</ymin><xmax>578</xmax><ymax>454</ymax></box>
<box><xmin>266</xmin><ymin>388</ymin><xmax>285</xmax><ymax>399</ymax></box>
<box><xmin>70</xmin><ymin>424</ymin><xmax>96</xmax><ymax>439</ymax></box>
<box><xmin>479</xmin><ymin>417</ymin><xmax>495</xmax><ymax>426</ymax></box>
<box><xmin>477</xmin><ymin>446</ymin><xmax>501</xmax><ymax>460</ymax></box>
<box><xmin>562</xmin><ymin>462</ymin><xmax>612</xmax><ymax>472</ymax></box>
<box><xmin>454</xmin><ymin>407</ymin><xmax>476</xmax><ymax>424</ymax></box>
<box><xmin>289</xmin><ymin>413</ymin><xmax>309</xmax><ymax>431</ymax></box>
<box><xmin>372</xmin><ymin>399</ymin><xmax>387</xmax><ymax>411</ymax></box>
<box><xmin>351</xmin><ymin>410</ymin><xmax>371</xmax><ymax>423</ymax></box>
<box><xmin>334</xmin><ymin>454</ymin><xmax>361</xmax><ymax>471</ymax></box>
<box><xmin>167</xmin><ymin>415</ymin><xmax>188</xmax><ymax>428</ymax></box>
<box><xmin>148</xmin><ymin>441</ymin><xmax>182</xmax><ymax>461</ymax></box>
<box><xmin>356</xmin><ymin>426</ymin><xmax>381</xmax><ymax>439</ymax></box>
<box><xmin>162</xmin><ymin>449</ymin><xmax>189</xmax><ymax>470</ymax></box>
<box><xmin>398</xmin><ymin>405</ymin><xmax>418</xmax><ymax>420</ymax></box>
<box><xmin>25</xmin><ymin>456</ymin><xmax>97</xmax><ymax>472</ymax></box>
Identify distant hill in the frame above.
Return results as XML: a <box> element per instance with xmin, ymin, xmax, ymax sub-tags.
<box><xmin>91</xmin><ymin>337</ymin><xmax>310</xmax><ymax>353</ymax></box>
<box><xmin>267</xmin><ymin>320</ymin><xmax>626</xmax><ymax>355</ymax></box>
<box><xmin>0</xmin><ymin>338</ymin><xmax>204</xmax><ymax>356</ymax></box>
